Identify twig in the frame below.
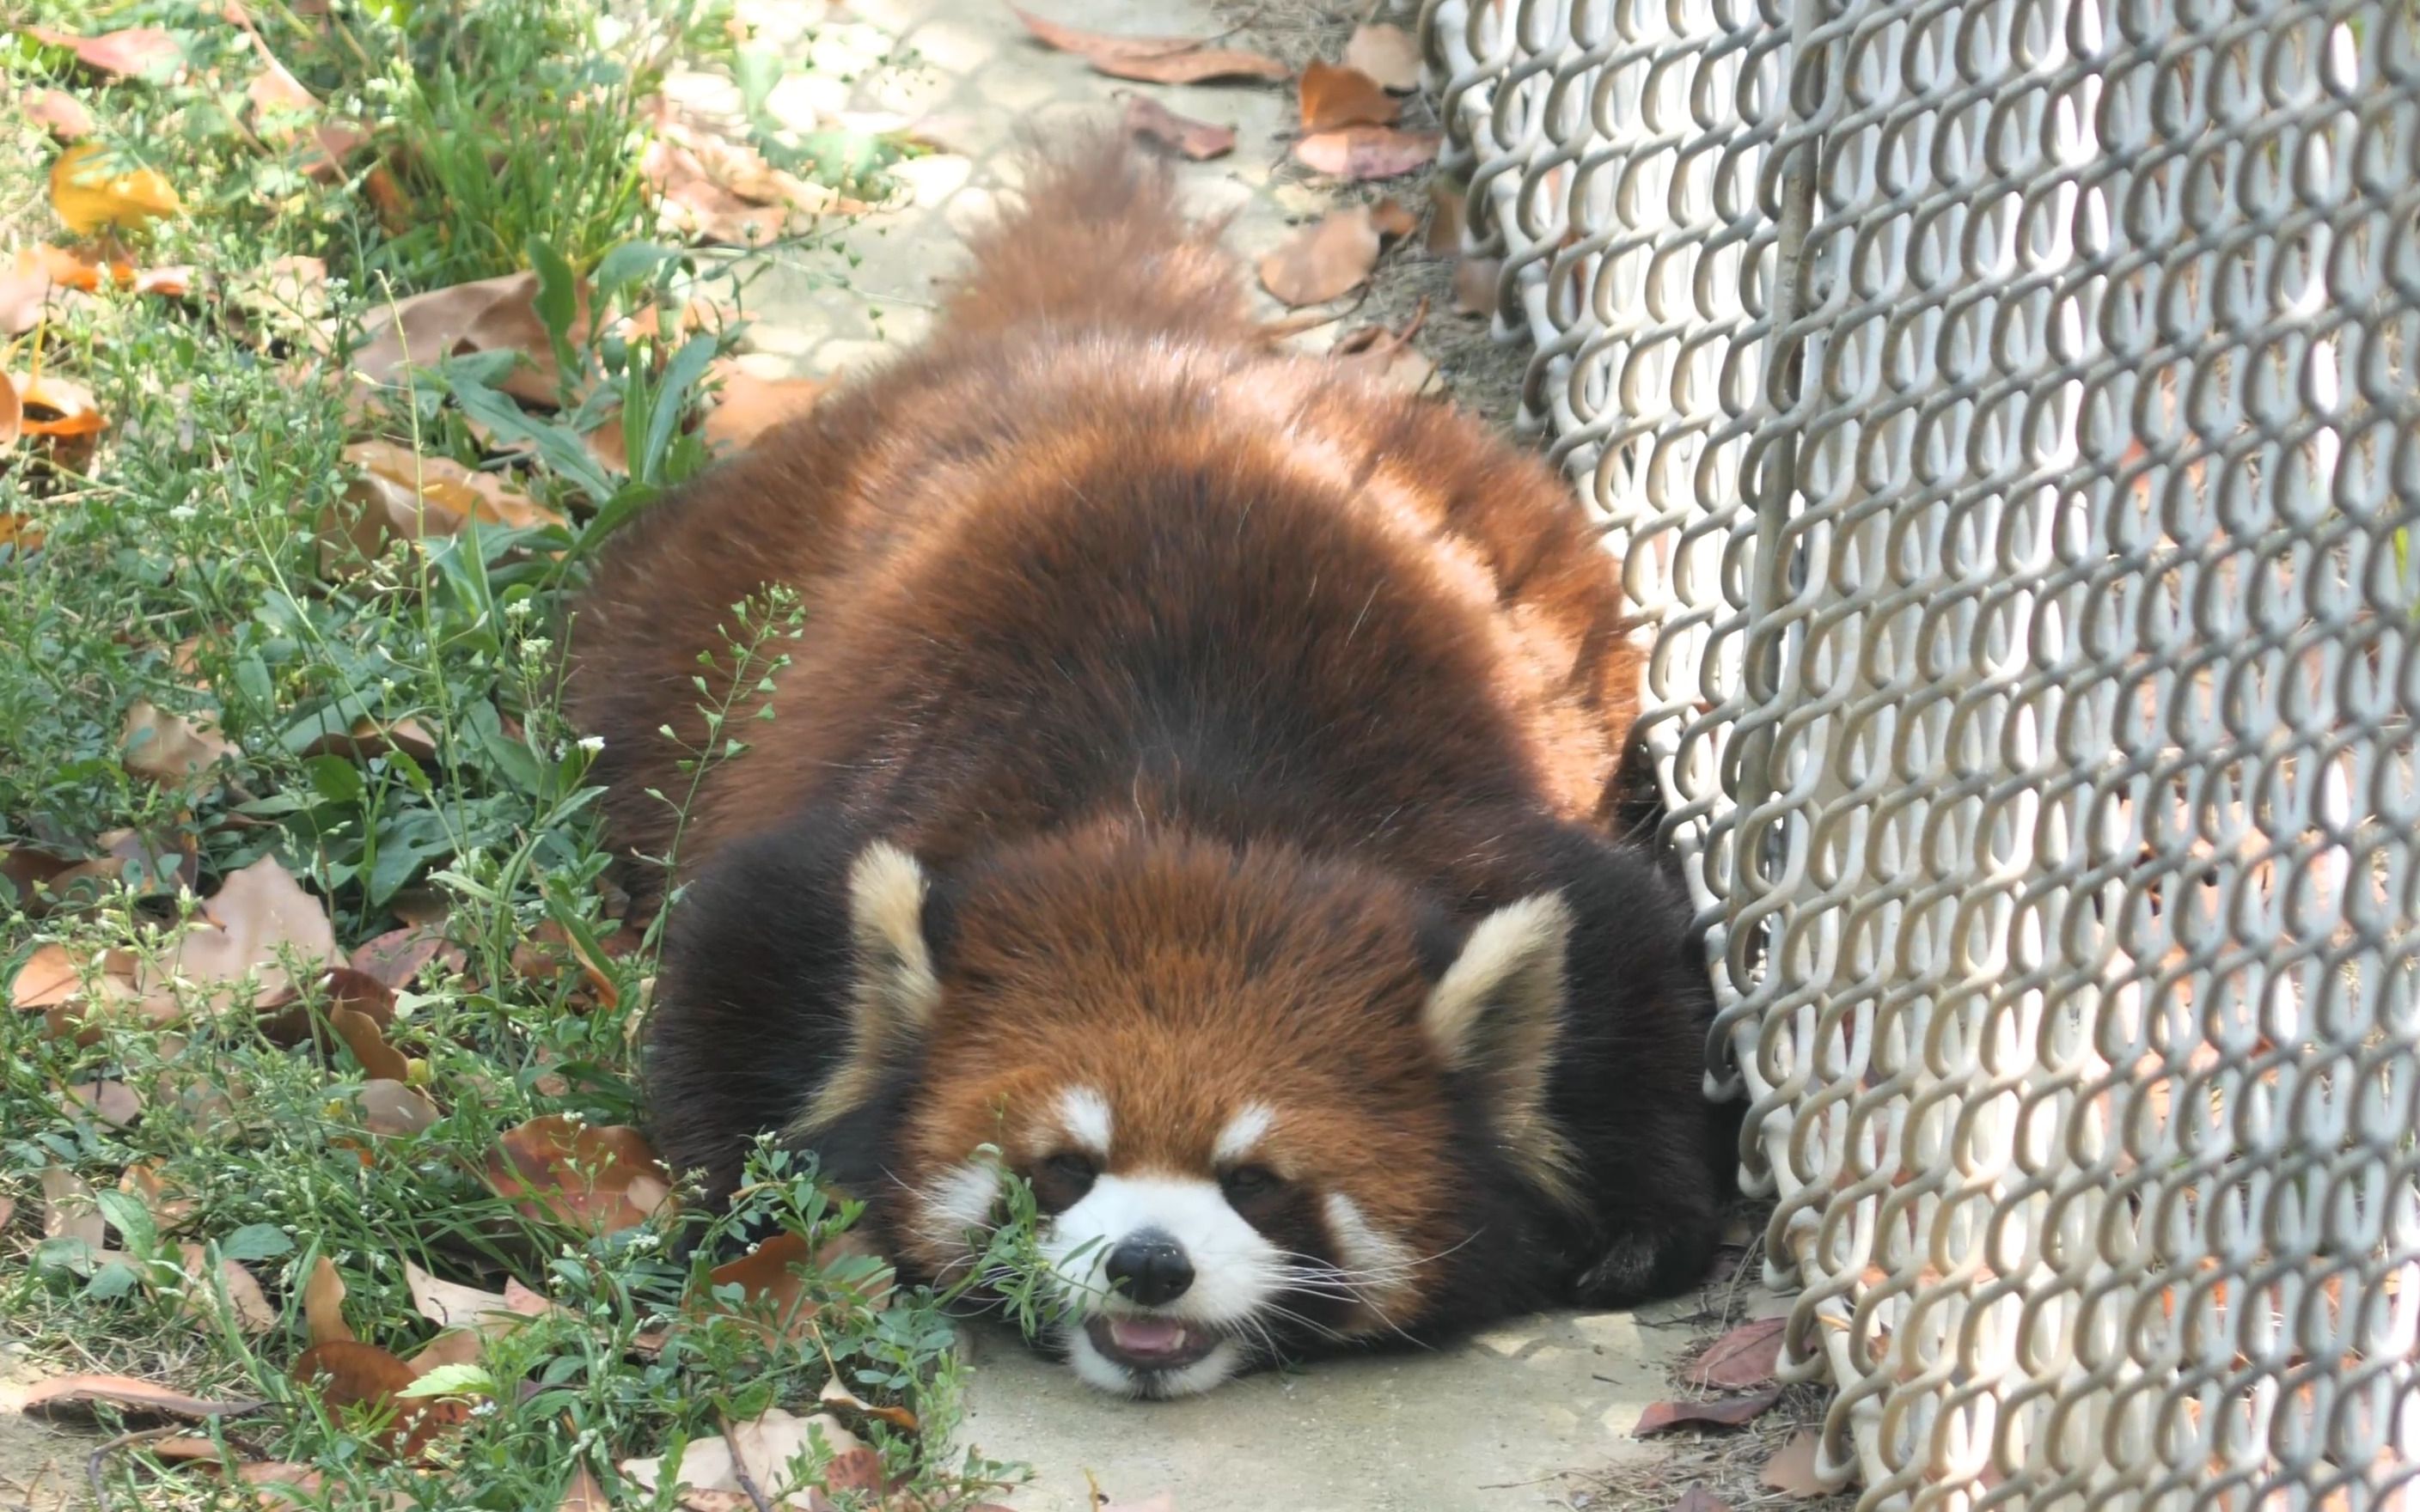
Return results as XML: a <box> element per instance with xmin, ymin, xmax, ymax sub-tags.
<box><xmin>718</xmin><ymin>1411</ymin><xmax>779</xmax><ymax>1512</ymax></box>
<box><xmin>84</xmin><ymin>1425</ymin><xmax>186</xmax><ymax>1512</ymax></box>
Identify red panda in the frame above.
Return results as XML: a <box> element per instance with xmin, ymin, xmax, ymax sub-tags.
<box><xmin>567</xmin><ymin>135</ymin><xmax>1737</xmax><ymax>1399</ymax></box>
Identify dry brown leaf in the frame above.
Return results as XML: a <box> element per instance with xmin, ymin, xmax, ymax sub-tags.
<box><xmin>19</xmin><ymin>1374</ymin><xmax>262</xmax><ymax>1422</ymax></box>
<box><xmin>1688</xmin><ymin>1316</ymin><xmax>1786</xmax><ymax>1390</ymax></box>
<box><xmin>179</xmin><ymin>1243</ymin><xmax>277</xmax><ymax>1334</ymax></box>
<box><xmin>292</xmin><ymin>1340</ymin><xmax>467</xmax><ymax>1456</ymax></box>
<box><xmin>1632</xmin><ymin>1389</ymin><xmax>1784</xmax><ymax>1435</ymax></box>
<box><xmin>1368</xmin><ymin>198</ymin><xmax>1418</xmax><ymax>240</ymax></box>
<box><xmin>322</xmin><ymin>440</ymin><xmax>565</xmax><ymax>567</ymax></box>
<box><xmin>350</xmin><ymin>927</ymin><xmax>458</xmax><ymax>990</ymax></box>
<box><xmin>120</xmin><ymin>1161</ymin><xmax>198</xmax><ymax>1228</ymax></box>
<box><xmin>295</xmin><ymin>713</ymin><xmax>440</xmax><ymax>764</ymax></box>
<box><xmin>304</xmin><ymin>1254</ymin><xmax>355</xmax><ymax>1346</ymax></box>
<box><xmin>703</xmin><ymin>365</ymin><xmax>831</xmax><ymax>453</ymax></box>
<box><xmin>15</xmin><ymin>372</ymin><xmax>106</xmax><ymax>441</ymax></box>
<box><xmin>642</xmin><ymin>101</ymin><xmax>859</xmax><ymax>245</ymax></box>
<box><xmin>817</xmin><ymin>1375</ymin><xmax>920</xmax><ymax>1433</ymax></box>
<box><xmin>25</xmin><ymin>88</ymin><xmax>96</xmax><ymax>141</ymax></box>
<box><xmin>1426</xmin><ymin>181</ymin><xmax>1466</xmax><ymax>256</ymax></box>
<box><xmin>485</xmin><ymin>1115</ymin><xmax>672</xmax><ymax>1234</ymax></box>
<box><xmin>1121</xmin><ymin>95</ymin><xmax>1236</xmax><ymax>160</ymax></box>
<box><xmin>404</xmin><ymin>1328</ymin><xmax>484</xmax><ymax>1375</ymax></box>
<box><xmin>1299</xmin><ymin>61</ymin><xmax>1399</xmax><ymax>131</ymax></box>
<box><xmin>12</xmin><ymin>942</ymin><xmax>151</xmax><ymax>1038</ymax></box>
<box><xmin>1343</xmin><ymin>23</ymin><xmax>1422</xmax><ymax>91</ymax></box>
<box><xmin>333</xmin><ymin>1007</ymin><xmax>409</xmax><ymax>1080</ymax></box>
<box><xmin>618</xmin><ymin>1408</ymin><xmax>867</xmax><ymax>1502</ymax></box>
<box><xmin>0</xmin><ymin>373</ymin><xmax>20</xmax><ymax>449</ymax></box>
<box><xmin>51</xmin><ymin>143</ymin><xmax>182</xmax><ymax>234</ymax></box>
<box><xmin>1010</xmin><ymin>7</ymin><xmax>1288</xmax><ymax>82</ymax></box>
<box><xmin>0</xmin><ymin>1194</ymin><xmax>15</xmax><ymax>1230</ymax></box>
<box><xmin>138</xmin><ymin>856</ymin><xmax>339</xmax><ymax>1020</ymax></box>
<box><xmin>1332</xmin><ymin>329</ymin><xmax>1435</xmax><ymax>395</ymax></box>
<box><xmin>1292</xmin><ymin>126</ymin><xmax>1440</xmax><ymax>180</ymax></box>
<box><xmin>22</xmin><ymin>826</ymin><xmax>203</xmax><ymax>909</ymax></box>
<box><xmin>405</xmin><ymin>1259</ymin><xmax>556</xmax><ymax>1336</ymax></box>
<box><xmin>1452</xmin><ymin>256</ymin><xmax>1501</xmax><ymax>316</ymax></box>
<box><xmin>1672</xmin><ymin>1485</ymin><xmax>1732</xmax><ymax>1512</ymax></box>
<box><xmin>256</xmin><ymin>966</ymin><xmax>396</xmax><ymax>1052</ymax></box>
<box><xmin>353</xmin><ymin>1077</ymin><xmax>441</xmax><ymax>1138</ymax></box>
<box><xmin>349</xmin><ymin>272</ymin><xmax>587</xmax><ymax>410</ymax></box>
<box><xmin>26</xmin><ymin>27</ymin><xmax>184</xmax><ymax>82</ymax></box>
<box><xmin>1258</xmin><ymin>207</ymin><xmax>1382</xmax><ymax>307</ymax></box>
<box><xmin>58</xmin><ymin>1078</ymin><xmax>141</xmax><ymax>1128</ymax></box>
<box><xmin>1761</xmin><ymin>1431</ymin><xmax>1829</xmax><ymax>1497</ymax></box>
<box><xmin>41</xmin><ymin>1166</ymin><xmax>106</xmax><ymax>1249</ymax></box>
<box><xmin>122</xmin><ymin>698</ymin><xmax>238</xmax><ymax>788</ymax></box>
<box><xmin>556</xmin><ymin>1464</ymin><xmax>609</xmax><ymax>1512</ymax></box>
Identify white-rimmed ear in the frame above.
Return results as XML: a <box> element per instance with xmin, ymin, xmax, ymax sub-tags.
<box><xmin>794</xmin><ymin>842</ymin><xmax>941</xmax><ymax>1132</ymax></box>
<box><xmin>1422</xmin><ymin>893</ymin><xmax>1581</xmax><ymax>1204</ymax></box>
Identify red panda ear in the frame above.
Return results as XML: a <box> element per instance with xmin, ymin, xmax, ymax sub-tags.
<box><xmin>1421</xmin><ymin>894</ymin><xmax>1582</xmax><ymax>1205</ymax></box>
<box><xmin>797</xmin><ymin>841</ymin><xmax>942</xmax><ymax>1132</ymax></box>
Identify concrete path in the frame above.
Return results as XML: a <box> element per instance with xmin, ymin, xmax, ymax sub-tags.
<box><xmin>679</xmin><ymin>1</ymin><xmax>1703</xmax><ymax>1507</ymax></box>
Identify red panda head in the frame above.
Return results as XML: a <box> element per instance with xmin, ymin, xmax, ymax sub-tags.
<box><xmin>792</xmin><ymin>822</ymin><xmax>1581</xmax><ymax>1398</ymax></box>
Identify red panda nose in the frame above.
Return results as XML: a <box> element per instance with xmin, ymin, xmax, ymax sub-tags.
<box><xmin>1104</xmin><ymin>1232</ymin><xmax>1195</xmax><ymax>1308</ymax></box>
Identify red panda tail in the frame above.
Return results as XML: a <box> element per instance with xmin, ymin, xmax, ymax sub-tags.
<box><xmin>937</xmin><ymin>131</ymin><xmax>1258</xmax><ymax>344</ymax></box>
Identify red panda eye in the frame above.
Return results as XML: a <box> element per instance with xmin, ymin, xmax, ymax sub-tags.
<box><xmin>1220</xmin><ymin>1164</ymin><xmax>1282</xmax><ymax>1202</ymax></box>
<box><xmin>1033</xmin><ymin>1152</ymin><xmax>1098</xmax><ymax>1212</ymax></box>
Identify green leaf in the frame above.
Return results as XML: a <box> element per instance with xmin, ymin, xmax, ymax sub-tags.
<box><xmin>306</xmin><ymin>753</ymin><xmax>364</xmax><ymax>806</ymax></box>
<box><xmin>94</xmin><ymin>1189</ymin><xmax>157</xmax><ymax>1255</ymax></box>
<box><xmin>639</xmin><ymin>335</ymin><xmax>718</xmax><ymax>485</ymax></box>
<box><xmin>445</xmin><ymin>366</ymin><xmax>618</xmax><ymax>502</ymax></box>
<box><xmin>527</xmin><ymin>235</ymin><xmax>581</xmax><ymax>393</ymax></box>
<box><xmin>220</xmin><ymin>1224</ymin><xmax>295</xmax><ymax>1262</ymax></box>
<box><xmin>396</xmin><ymin>1363</ymin><xmax>498</xmax><ymax>1399</ymax></box>
<box><xmin>83</xmin><ymin>1259</ymin><xmax>143</xmax><ymax>1302</ymax></box>
<box><xmin>596</xmin><ymin>241</ymin><xmax>681</xmax><ymax>296</ymax></box>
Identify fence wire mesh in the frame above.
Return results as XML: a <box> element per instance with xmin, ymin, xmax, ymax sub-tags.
<box><xmin>1419</xmin><ymin>0</ymin><xmax>2420</xmax><ymax>1505</ymax></box>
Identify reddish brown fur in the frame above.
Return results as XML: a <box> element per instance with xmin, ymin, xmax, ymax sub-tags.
<box><xmin>565</xmin><ymin>135</ymin><xmax>1732</xmax><ymax>1363</ymax></box>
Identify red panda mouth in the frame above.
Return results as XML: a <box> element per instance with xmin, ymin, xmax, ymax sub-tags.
<box><xmin>1084</xmin><ymin>1314</ymin><xmax>1221</xmax><ymax>1372</ymax></box>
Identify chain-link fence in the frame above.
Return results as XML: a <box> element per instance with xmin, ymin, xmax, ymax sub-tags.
<box><xmin>1416</xmin><ymin>0</ymin><xmax>2420</xmax><ymax>1505</ymax></box>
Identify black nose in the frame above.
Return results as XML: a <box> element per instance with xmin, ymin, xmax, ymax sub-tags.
<box><xmin>1103</xmin><ymin>1231</ymin><xmax>1195</xmax><ymax>1307</ymax></box>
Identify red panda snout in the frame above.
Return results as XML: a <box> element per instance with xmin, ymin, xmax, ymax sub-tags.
<box><xmin>902</xmin><ymin>1082</ymin><xmax>1433</xmax><ymax>1399</ymax></box>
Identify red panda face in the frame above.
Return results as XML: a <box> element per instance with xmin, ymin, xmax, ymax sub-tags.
<box><xmin>795</xmin><ymin>826</ymin><xmax>1580</xmax><ymax>1398</ymax></box>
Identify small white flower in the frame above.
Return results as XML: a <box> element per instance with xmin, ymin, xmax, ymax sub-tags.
<box><xmin>577</xmin><ymin>735</ymin><xmax>605</xmax><ymax>755</ymax></box>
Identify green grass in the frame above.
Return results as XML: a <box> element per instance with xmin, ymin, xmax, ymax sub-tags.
<box><xmin>1</xmin><ymin>2</ymin><xmax>1036</xmax><ymax>1506</ymax></box>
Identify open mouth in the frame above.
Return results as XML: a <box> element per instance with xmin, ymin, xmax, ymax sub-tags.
<box><xmin>1083</xmin><ymin>1313</ymin><xmax>1221</xmax><ymax>1373</ymax></box>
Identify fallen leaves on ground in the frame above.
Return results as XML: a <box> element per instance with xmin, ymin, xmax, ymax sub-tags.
<box><xmin>1331</xmin><ymin>309</ymin><xmax>1436</xmax><ymax>395</ymax></box>
<box><xmin>51</xmin><ymin>143</ymin><xmax>184</xmax><ymax>235</ymax></box>
<box><xmin>702</xmin><ymin>363</ymin><xmax>831</xmax><ymax>452</ymax></box>
<box><xmin>619</xmin><ymin>1408</ymin><xmax>871</xmax><ymax>1504</ymax></box>
<box><xmin>1687</xmin><ymin>1316</ymin><xmax>1786</xmax><ymax>1389</ymax></box>
<box><xmin>350</xmin><ymin>1077</ymin><xmax>441</xmax><ymax>1138</ymax></box>
<box><xmin>121</xmin><ymin>697</ymin><xmax>238</xmax><ymax>789</ymax></box>
<box><xmin>1011</xmin><ymin>8</ymin><xmax>1287</xmax><ymax>83</ymax></box>
<box><xmin>348</xmin><ymin>271</ymin><xmax>586</xmax><ymax>410</ymax></box>
<box><xmin>6</xmin><ymin>826</ymin><xmax>202</xmax><ymax>912</ymax></box>
<box><xmin>291</xmin><ymin>1339</ymin><xmax>468</xmax><ymax>1456</ymax></box>
<box><xmin>13</xmin><ymin>373</ymin><xmax>107</xmax><ymax>467</ymax></box>
<box><xmin>1632</xmin><ymin>1388</ymin><xmax>1784</xmax><ymax>1435</ymax></box>
<box><xmin>20</xmin><ymin>1375</ymin><xmax>263</xmax><ymax>1423</ymax></box>
<box><xmin>1452</xmin><ymin>256</ymin><xmax>1502</xmax><ymax>317</ymax></box>
<box><xmin>25</xmin><ymin>87</ymin><xmax>96</xmax><ymax>141</ymax></box>
<box><xmin>484</xmin><ymin>1115</ymin><xmax>672</xmax><ymax>1234</ymax></box>
<box><xmin>305</xmin><ymin>1254</ymin><xmax>355</xmax><ymax>1345</ymax></box>
<box><xmin>148</xmin><ymin>855</ymin><xmax>341</xmax><ymax>1018</ymax></box>
<box><xmin>817</xmin><ymin>1375</ymin><xmax>919</xmax><ymax>1434</ymax></box>
<box><xmin>24</xmin><ymin>26</ymin><xmax>186</xmax><ymax>83</ymax></box>
<box><xmin>1121</xmin><ymin>96</ymin><xmax>1236</xmax><ymax>161</ymax></box>
<box><xmin>322</xmin><ymin>439</ymin><xmax>565</xmax><ymax>564</ymax></box>
<box><xmin>1292</xmin><ymin>126</ymin><xmax>1440</xmax><ymax>180</ymax></box>
<box><xmin>0</xmin><ymin>245</ymin><xmax>189</xmax><ymax>335</ymax></box>
<box><xmin>404</xmin><ymin>1259</ymin><xmax>559</xmax><ymax>1338</ymax></box>
<box><xmin>696</xmin><ymin>1229</ymin><xmax>892</xmax><ymax>1344</ymax></box>
<box><xmin>1343</xmin><ymin>23</ymin><xmax>1422</xmax><ymax>91</ymax></box>
<box><xmin>178</xmin><ymin>1242</ymin><xmax>278</xmax><ymax>1334</ymax></box>
<box><xmin>41</xmin><ymin>1166</ymin><xmax>106</xmax><ymax>1248</ymax></box>
<box><xmin>644</xmin><ymin>101</ymin><xmax>865</xmax><ymax>245</ymax></box>
<box><xmin>1760</xmin><ymin>1431</ymin><xmax>1829</xmax><ymax>1497</ymax></box>
<box><xmin>1299</xmin><ymin>61</ymin><xmax>1398</xmax><ymax>131</ymax></box>
<box><xmin>1671</xmin><ymin>1485</ymin><xmax>1732</xmax><ymax>1512</ymax></box>
<box><xmin>120</xmin><ymin>1160</ymin><xmax>198</xmax><ymax>1228</ymax></box>
<box><xmin>58</xmin><ymin>1077</ymin><xmax>142</xmax><ymax>1128</ymax></box>
<box><xmin>349</xmin><ymin>926</ymin><xmax>461</xmax><ymax>990</ymax></box>
<box><xmin>556</xmin><ymin>1465</ymin><xmax>610</xmax><ymax>1512</ymax></box>
<box><xmin>1259</xmin><ymin>207</ymin><xmax>1382</xmax><ymax>307</ymax></box>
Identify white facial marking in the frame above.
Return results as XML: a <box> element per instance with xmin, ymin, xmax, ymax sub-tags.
<box><xmin>1041</xmin><ymin>1171</ymin><xmax>1279</xmax><ymax>1396</ymax></box>
<box><xmin>1057</xmin><ymin>1086</ymin><xmax>1114</xmax><ymax>1159</ymax></box>
<box><xmin>1213</xmin><ymin>1102</ymin><xmax>1274</xmax><ymax>1166</ymax></box>
<box><xmin>915</xmin><ymin>1159</ymin><xmax>1000</xmax><ymax>1251</ymax></box>
<box><xmin>1323</xmin><ymin>1192</ymin><xmax>1418</xmax><ymax>1282</ymax></box>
